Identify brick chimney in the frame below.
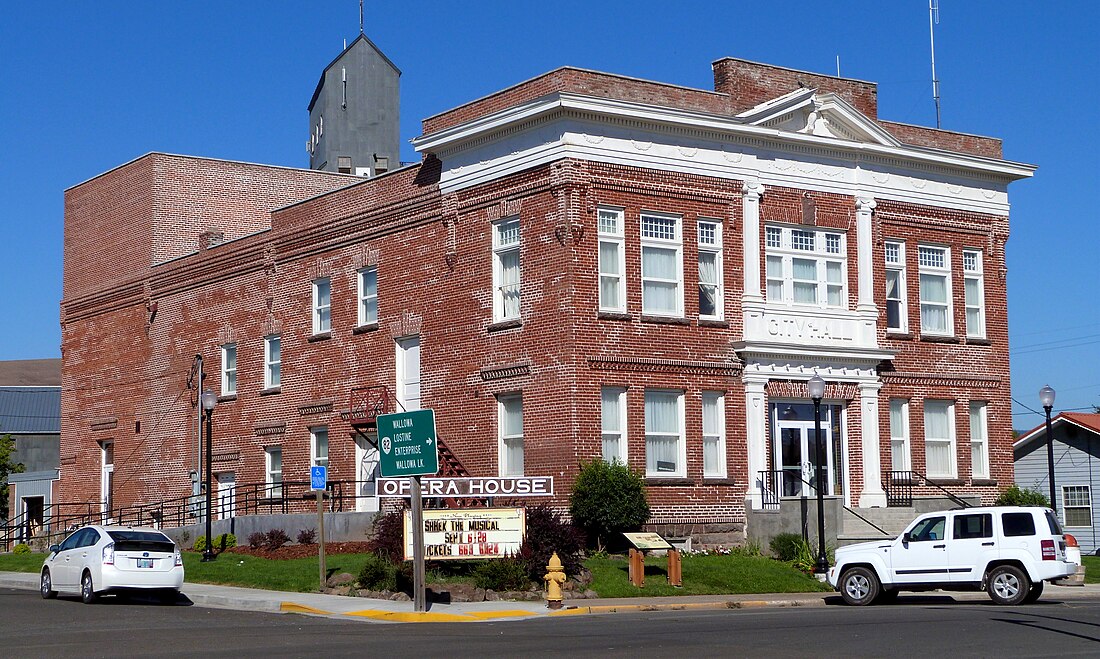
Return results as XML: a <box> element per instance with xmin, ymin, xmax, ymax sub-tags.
<box><xmin>712</xmin><ymin>58</ymin><xmax>878</xmax><ymax>118</ymax></box>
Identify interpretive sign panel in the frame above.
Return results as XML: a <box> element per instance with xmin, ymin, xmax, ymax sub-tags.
<box><xmin>377</xmin><ymin>409</ymin><xmax>439</xmax><ymax>478</ymax></box>
<box><xmin>622</xmin><ymin>532</ymin><xmax>673</xmax><ymax>551</ymax></box>
<box><xmin>378</xmin><ymin>476</ymin><xmax>554</xmax><ymax>498</ymax></box>
<box><xmin>403</xmin><ymin>508</ymin><xmax>526</xmax><ymax>561</ymax></box>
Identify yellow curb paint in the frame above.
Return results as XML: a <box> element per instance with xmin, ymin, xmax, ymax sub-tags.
<box><xmin>343</xmin><ymin>610</ymin><xmax>476</xmax><ymax>623</ymax></box>
<box><xmin>464</xmin><ymin>610</ymin><xmax>536</xmax><ymax>619</ymax></box>
<box><xmin>280</xmin><ymin>603</ymin><xmax>332</xmax><ymax>615</ymax></box>
<box><xmin>548</xmin><ymin>607</ymin><xmax>591</xmax><ymax>616</ymax></box>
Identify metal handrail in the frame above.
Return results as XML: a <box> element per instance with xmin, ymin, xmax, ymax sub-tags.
<box><xmin>842</xmin><ymin>505</ymin><xmax>892</xmax><ymax>537</ymax></box>
<box><xmin>758</xmin><ymin>469</ymin><xmax>825</xmax><ymax>511</ymax></box>
<box><xmin>886</xmin><ymin>470</ymin><xmax>970</xmax><ymax>509</ymax></box>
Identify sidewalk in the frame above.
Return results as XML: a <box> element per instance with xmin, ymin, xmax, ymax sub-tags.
<box><xmin>3</xmin><ymin>571</ymin><xmax>1098</xmax><ymax>623</ymax></box>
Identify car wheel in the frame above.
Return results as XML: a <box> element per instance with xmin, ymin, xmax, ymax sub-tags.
<box><xmin>40</xmin><ymin>570</ymin><xmax>57</xmax><ymax>600</ymax></box>
<box><xmin>1022</xmin><ymin>579</ymin><xmax>1045</xmax><ymax>604</ymax></box>
<box><xmin>840</xmin><ymin>566</ymin><xmax>880</xmax><ymax>606</ymax></box>
<box><xmin>80</xmin><ymin>571</ymin><xmax>98</xmax><ymax>604</ymax></box>
<box><xmin>987</xmin><ymin>565</ymin><xmax>1030</xmax><ymax>605</ymax></box>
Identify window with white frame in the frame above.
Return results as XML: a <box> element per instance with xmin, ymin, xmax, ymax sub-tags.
<box><xmin>498</xmin><ymin>394</ymin><xmax>524</xmax><ymax>476</ymax></box>
<box><xmin>923</xmin><ymin>399</ymin><xmax>956</xmax><ymax>478</ymax></box>
<box><xmin>221</xmin><ymin>343</ymin><xmax>237</xmax><ymax>395</ymax></box>
<box><xmin>598</xmin><ymin>207</ymin><xmax>626</xmax><ymax>312</ymax></box>
<box><xmin>311</xmin><ymin>427</ymin><xmax>329</xmax><ymax>468</ymax></box>
<box><xmin>969</xmin><ymin>401</ymin><xmax>989</xmax><ymax>479</ymax></box>
<box><xmin>264</xmin><ymin>335</ymin><xmax>281</xmax><ymax>389</ymax></box>
<box><xmin>492</xmin><ymin>217</ymin><xmax>521</xmax><ymax>321</ymax></box>
<box><xmin>358</xmin><ymin>266</ymin><xmax>378</xmax><ymax>326</ymax></box>
<box><xmin>644</xmin><ymin>389</ymin><xmax>685</xmax><ymax>477</ymax></box>
<box><xmin>885</xmin><ymin>241</ymin><xmax>907</xmax><ymax>332</ymax></box>
<box><xmin>313</xmin><ymin>277</ymin><xmax>331</xmax><ymax>334</ymax></box>
<box><xmin>1063</xmin><ymin>486</ymin><xmax>1092</xmax><ymax>527</ymax></box>
<box><xmin>889</xmin><ymin>399</ymin><xmax>911</xmax><ymax>472</ymax></box>
<box><xmin>601</xmin><ymin>387</ymin><xmax>627</xmax><ymax>464</ymax></box>
<box><xmin>764</xmin><ymin>225</ymin><xmax>846</xmax><ymax>307</ymax></box>
<box><xmin>963</xmin><ymin>249</ymin><xmax>986</xmax><ymax>338</ymax></box>
<box><xmin>698</xmin><ymin>219</ymin><xmax>723</xmax><ymax>320</ymax></box>
<box><xmin>702</xmin><ymin>391</ymin><xmax>726</xmax><ymax>478</ymax></box>
<box><xmin>640</xmin><ymin>212</ymin><xmax>683</xmax><ymax>316</ymax></box>
<box><xmin>265</xmin><ymin>446</ymin><xmax>283</xmax><ymax>498</ymax></box>
<box><xmin>919</xmin><ymin>245</ymin><xmax>952</xmax><ymax>335</ymax></box>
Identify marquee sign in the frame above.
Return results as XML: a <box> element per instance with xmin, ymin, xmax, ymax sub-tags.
<box><xmin>403</xmin><ymin>508</ymin><xmax>526</xmax><ymax>560</ymax></box>
<box><xmin>379</xmin><ymin>476</ymin><xmax>554</xmax><ymax>498</ymax></box>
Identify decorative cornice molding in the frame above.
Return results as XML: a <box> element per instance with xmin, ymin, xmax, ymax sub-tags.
<box><xmin>212</xmin><ymin>450</ymin><xmax>240</xmax><ymax>463</ymax></box>
<box><xmin>479</xmin><ymin>363</ymin><xmax>532</xmax><ymax>381</ymax></box>
<box><xmin>90</xmin><ymin>417</ymin><xmax>118</xmax><ymax>432</ymax></box>
<box><xmin>298</xmin><ymin>400</ymin><xmax>333</xmax><ymax>416</ymax></box>
<box><xmin>766</xmin><ymin>380</ymin><xmax>858</xmax><ymax>402</ymax></box>
<box><xmin>588</xmin><ymin>356</ymin><xmax>742</xmax><ymax>376</ymax></box>
<box><xmin>880</xmin><ymin>372</ymin><xmax>1002</xmax><ymax>389</ymax></box>
<box><xmin>254</xmin><ymin>421</ymin><xmax>287</xmax><ymax>436</ymax></box>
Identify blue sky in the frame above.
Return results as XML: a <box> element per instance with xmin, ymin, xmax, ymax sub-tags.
<box><xmin>1</xmin><ymin>1</ymin><xmax>1097</xmax><ymax>429</ymax></box>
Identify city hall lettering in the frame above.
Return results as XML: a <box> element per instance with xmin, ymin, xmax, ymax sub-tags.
<box><xmin>380</xmin><ymin>476</ymin><xmax>554</xmax><ymax>498</ymax></box>
<box><xmin>403</xmin><ymin>508</ymin><xmax>525</xmax><ymax>560</ymax></box>
<box><xmin>767</xmin><ymin>316</ymin><xmax>853</xmax><ymax>342</ymax></box>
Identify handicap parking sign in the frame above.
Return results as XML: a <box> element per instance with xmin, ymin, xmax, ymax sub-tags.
<box><xmin>310</xmin><ymin>466</ymin><xmax>327</xmax><ymax>491</ymax></box>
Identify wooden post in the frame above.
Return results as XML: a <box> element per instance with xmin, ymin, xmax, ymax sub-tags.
<box><xmin>667</xmin><ymin>548</ymin><xmax>682</xmax><ymax>587</ymax></box>
<box><xmin>317</xmin><ymin>490</ymin><xmax>326</xmax><ymax>590</ymax></box>
<box><xmin>629</xmin><ymin>548</ymin><xmax>645</xmax><ymax>587</ymax></box>
<box><xmin>411</xmin><ymin>474</ymin><xmax>426</xmax><ymax>612</ymax></box>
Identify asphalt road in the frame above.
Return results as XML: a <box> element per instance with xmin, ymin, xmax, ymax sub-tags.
<box><xmin>5</xmin><ymin>587</ymin><xmax>1100</xmax><ymax>657</ymax></box>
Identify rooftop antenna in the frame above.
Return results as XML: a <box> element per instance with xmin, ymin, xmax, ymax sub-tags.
<box><xmin>836</xmin><ymin>55</ymin><xmax>841</xmax><ymax>78</ymax></box>
<box><xmin>360</xmin><ymin>0</ymin><xmax>364</xmax><ymax>34</ymax></box>
<box><xmin>929</xmin><ymin>0</ymin><xmax>942</xmax><ymax>128</ymax></box>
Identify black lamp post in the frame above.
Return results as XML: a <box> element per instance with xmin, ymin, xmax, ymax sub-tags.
<box><xmin>807</xmin><ymin>374</ymin><xmax>828</xmax><ymax>576</ymax></box>
<box><xmin>200</xmin><ymin>388</ymin><xmax>218</xmax><ymax>562</ymax></box>
<box><xmin>1040</xmin><ymin>385</ymin><xmax>1056</xmax><ymax>515</ymax></box>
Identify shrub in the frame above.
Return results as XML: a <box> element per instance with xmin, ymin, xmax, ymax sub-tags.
<box><xmin>247</xmin><ymin>532</ymin><xmax>266</xmax><ymax>548</ymax></box>
<box><xmin>569</xmin><ymin>460</ymin><xmax>650</xmax><ymax>550</ymax></box>
<box><xmin>473</xmin><ymin>558</ymin><xmax>532</xmax><ymax>592</ymax></box>
<box><xmin>770</xmin><ymin>533</ymin><xmax>808</xmax><ymax>561</ymax></box>
<box><xmin>367</xmin><ymin>509</ymin><xmax>405</xmax><ymax>562</ymax></box>
<box><xmin>517</xmin><ymin>504</ymin><xmax>585</xmax><ymax>582</ymax></box>
<box><xmin>194</xmin><ymin>533</ymin><xmax>236</xmax><ymax>553</ymax></box>
<box><xmin>357</xmin><ymin>553</ymin><xmax>398</xmax><ymax>591</ymax></box>
<box><xmin>995</xmin><ymin>485</ymin><xmax>1050</xmax><ymax>507</ymax></box>
<box><xmin>263</xmin><ymin>529</ymin><xmax>290</xmax><ymax>551</ymax></box>
<box><xmin>297</xmin><ymin>528</ymin><xmax>317</xmax><ymax>545</ymax></box>
<box><xmin>13</xmin><ymin>543</ymin><xmax>30</xmax><ymax>554</ymax></box>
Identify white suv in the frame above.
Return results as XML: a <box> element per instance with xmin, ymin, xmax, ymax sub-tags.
<box><xmin>827</xmin><ymin>506</ymin><xmax>1077</xmax><ymax>606</ymax></box>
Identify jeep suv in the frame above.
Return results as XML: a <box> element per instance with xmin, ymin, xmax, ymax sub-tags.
<box><xmin>827</xmin><ymin>506</ymin><xmax>1077</xmax><ymax>606</ymax></box>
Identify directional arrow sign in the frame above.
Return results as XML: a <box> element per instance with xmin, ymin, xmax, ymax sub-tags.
<box><xmin>376</xmin><ymin>409</ymin><xmax>440</xmax><ymax>478</ymax></box>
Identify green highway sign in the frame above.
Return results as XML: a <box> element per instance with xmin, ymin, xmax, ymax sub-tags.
<box><xmin>377</xmin><ymin>409</ymin><xmax>440</xmax><ymax>478</ymax></box>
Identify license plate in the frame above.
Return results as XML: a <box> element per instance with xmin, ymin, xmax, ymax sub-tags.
<box><xmin>137</xmin><ymin>558</ymin><xmax>154</xmax><ymax>568</ymax></box>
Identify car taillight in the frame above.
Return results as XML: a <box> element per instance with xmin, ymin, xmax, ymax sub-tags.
<box><xmin>102</xmin><ymin>542</ymin><xmax>115</xmax><ymax>565</ymax></box>
<box><xmin>174</xmin><ymin>549</ymin><xmax>183</xmax><ymax>567</ymax></box>
<box><xmin>1041</xmin><ymin>539</ymin><xmax>1056</xmax><ymax>560</ymax></box>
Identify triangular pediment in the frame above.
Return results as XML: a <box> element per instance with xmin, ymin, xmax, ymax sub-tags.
<box><xmin>736</xmin><ymin>89</ymin><xmax>901</xmax><ymax>147</ymax></box>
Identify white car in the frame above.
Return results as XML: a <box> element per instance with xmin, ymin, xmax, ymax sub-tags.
<box><xmin>828</xmin><ymin>506</ymin><xmax>1077</xmax><ymax>606</ymax></box>
<box><xmin>40</xmin><ymin>525</ymin><xmax>184</xmax><ymax>604</ymax></box>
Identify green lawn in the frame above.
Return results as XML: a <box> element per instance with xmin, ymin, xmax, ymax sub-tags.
<box><xmin>1</xmin><ymin>550</ymin><xmax>830</xmax><ymax>596</ymax></box>
<box><xmin>1081</xmin><ymin>555</ymin><xmax>1099</xmax><ymax>584</ymax></box>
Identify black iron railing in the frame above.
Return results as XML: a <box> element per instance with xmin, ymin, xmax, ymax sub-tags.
<box><xmin>758</xmin><ymin>469</ymin><xmax>823</xmax><ymax>511</ymax></box>
<box><xmin>885</xmin><ymin>470</ymin><xmax>970</xmax><ymax>509</ymax></box>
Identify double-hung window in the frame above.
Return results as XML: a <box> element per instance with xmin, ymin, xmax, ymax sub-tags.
<box><xmin>601</xmin><ymin>387</ymin><xmax>627</xmax><ymax>464</ymax></box>
<box><xmin>311</xmin><ymin>427</ymin><xmax>329</xmax><ymax>468</ymax></box>
<box><xmin>698</xmin><ymin>219</ymin><xmax>723</xmax><ymax>320</ymax></box>
<box><xmin>1063</xmin><ymin>486</ymin><xmax>1092</xmax><ymax>527</ymax></box>
<box><xmin>266</xmin><ymin>446</ymin><xmax>283</xmax><ymax>498</ymax></box>
<box><xmin>885</xmin><ymin>241</ymin><xmax>907</xmax><ymax>332</ymax></box>
<box><xmin>889</xmin><ymin>399</ymin><xmax>911</xmax><ymax>472</ymax></box>
<box><xmin>764</xmin><ymin>225</ymin><xmax>846</xmax><ymax>307</ymax></box>
<box><xmin>640</xmin><ymin>212</ymin><xmax>683</xmax><ymax>316</ymax></box>
<box><xmin>492</xmin><ymin>217</ymin><xmax>521</xmax><ymax>321</ymax></box>
<box><xmin>498</xmin><ymin>394</ymin><xmax>524</xmax><ymax>476</ymax></box>
<box><xmin>312</xmin><ymin>277</ymin><xmax>331</xmax><ymax>334</ymax></box>
<box><xmin>221</xmin><ymin>343</ymin><xmax>237</xmax><ymax>395</ymax></box>
<box><xmin>264</xmin><ymin>335</ymin><xmax>281</xmax><ymax>389</ymax></box>
<box><xmin>644</xmin><ymin>389</ymin><xmax>685</xmax><ymax>477</ymax></box>
<box><xmin>918</xmin><ymin>245</ymin><xmax>952</xmax><ymax>335</ymax></box>
<box><xmin>963</xmin><ymin>249</ymin><xmax>985</xmax><ymax>338</ymax></box>
<box><xmin>358</xmin><ymin>266</ymin><xmax>378</xmax><ymax>326</ymax></box>
<box><xmin>923</xmin><ymin>399</ymin><xmax>956</xmax><ymax>478</ymax></box>
<box><xmin>598</xmin><ymin>207</ymin><xmax>626</xmax><ymax>312</ymax></box>
<box><xmin>702</xmin><ymin>392</ymin><xmax>726</xmax><ymax>478</ymax></box>
<box><xmin>969</xmin><ymin>401</ymin><xmax>989</xmax><ymax>479</ymax></box>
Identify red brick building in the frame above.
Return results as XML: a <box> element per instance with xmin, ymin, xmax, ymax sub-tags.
<box><xmin>59</xmin><ymin>57</ymin><xmax>1032</xmax><ymax>545</ymax></box>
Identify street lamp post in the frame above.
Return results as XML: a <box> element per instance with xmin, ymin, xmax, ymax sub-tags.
<box><xmin>200</xmin><ymin>388</ymin><xmax>218</xmax><ymax>562</ymax></box>
<box><xmin>1040</xmin><ymin>385</ymin><xmax>1056</xmax><ymax>515</ymax></box>
<box><xmin>807</xmin><ymin>374</ymin><xmax>828</xmax><ymax>576</ymax></box>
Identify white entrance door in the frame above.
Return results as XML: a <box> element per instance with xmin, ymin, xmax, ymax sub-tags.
<box><xmin>396</xmin><ymin>336</ymin><xmax>421</xmax><ymax>411</ymax></box>
<box><xmin>355</xmin><ymin>431</ymin><xmax>380</xmax><ymax>513</ymax></box>
<box><xmin>216</xmin><ymin>472</ymin><xmax>236</xmax><ymax>520</ymax></box>
<box><xmin>774</xmin><ymin>410</ymin><xmax>834</xmax><ymax>498</ymax></box>
<box><xmin>100</xmin><ymin>441</ymin><xmax>115</xmax><ymax>523</ymax></box>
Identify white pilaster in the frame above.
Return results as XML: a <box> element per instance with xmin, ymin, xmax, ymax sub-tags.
<box><xmin>855</xmin><ymin>195</ymin><xmax>877</xmax><ymax>314</ymax></box>
<box><xmin>745</xmin><ymin>377</ymin><xmax>769</xmax><ymax>510</ymax></box>
<box><xmin>742</xmin><ymin>179</ymin><xmax>765</xmax><ymax>303</ymax></box>
<box><xmin>858</xmin><ymin>381</ymin><xmax>887</xmax><ymax>508</ymax></box>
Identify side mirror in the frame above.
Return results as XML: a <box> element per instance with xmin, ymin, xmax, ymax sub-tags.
<box><xmin>901</xmin><ymin>533</ymin><xmax>911</xmax><ymax>547</ymax></box>
<box><xmin>48</xmin><ymin>544</ymin><xmax>60</xmax><ymax>554</ymax></box>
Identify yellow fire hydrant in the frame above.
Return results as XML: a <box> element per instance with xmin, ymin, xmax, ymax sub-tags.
<box><xmin>544</xmin><ymin>552</ymin><xmax>567</xmax><ymax>609</ymax></box>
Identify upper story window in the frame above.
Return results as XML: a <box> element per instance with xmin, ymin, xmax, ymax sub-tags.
<box><xmin>312</xmin><ymin>277</ymin><xmax>331</xmax><ymax>334</ymax></box>
<box><xmin>918</xmin><ymin>245</ymin><xmax>952</xmax><ymax>335</ymax></box>
<box><xmin>498</xmin><ymin>394</ymin><xmax>524</xmax><ymax>476</ymax></box>
<box><xmin>264</xmin><ymin>334</ymin><xmax>281</xmax><ymax>389</ymax></box>
<box><xmin>221</xmin><ymin>343</ymin><xmax>237</xmax><ymax>395</ymax></box>
<box><xmin>598</xmin><ymin>207</ymin><xmax>626</xmax><ymax>312</ymax></box>
<box><xmin>640</xmin><ymin>212</ymin><xmax>683</xmax><ymax>316</ymax></box>
<box><xmin>601</xmin><ymin>386</ymin><xmax>627</xmax><ymax>464</ymax></box>
<box><xmin>963</xmin><ymin>249</ymin><xmax>986</xmax><ymax>338</ymax></box>
<box><xmin>493</xmin><ymin>217</ymin><xmax>521</xmax><ymax>321</ymax></box>
<box><xmin>311</xmin><ymin>427</ymin><xmax>329</xmax><ymax>468</ymax></box>
<box><xmin>765</xmin><ymin>225</ymin><xmax>846</xmax><ymax>308</ymax></box>
<box><xmin>358</xmin><ymin>266</ymin><xmax>378</xmax><ymax>326</ymax></box>
<box><xmin>644</xmin><ymin>389</ymin><xmax>685</xmax><ymax>478</ymax></box>
<box><xmin>698</xmin><ymin>219</ymin><xmax>723</xmax><ymax>320</ymax></box>
<box><xmin>885</xmin><ymin>241</ymin><xmax>907</xmax><ymax>332</ymax></box>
